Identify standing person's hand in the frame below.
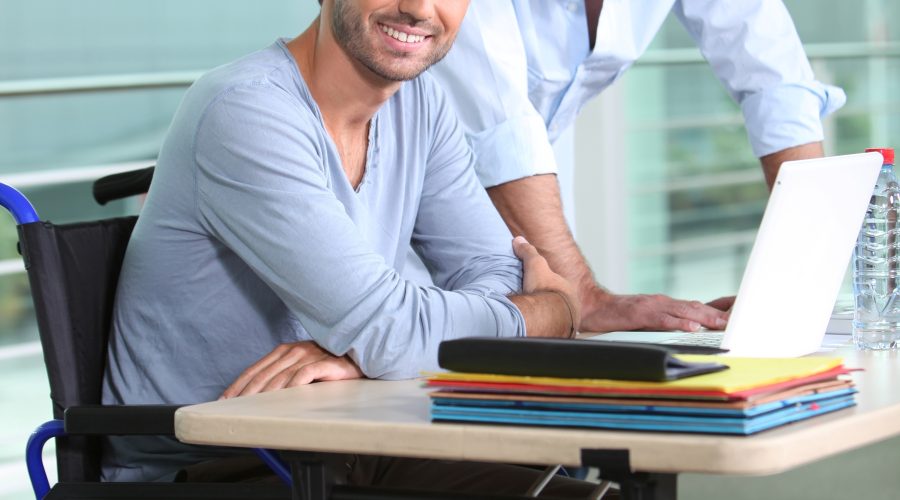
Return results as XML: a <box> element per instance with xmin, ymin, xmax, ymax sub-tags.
<box><xmin>221</xmin><ymin>341</ymin><xmax>364</xmax><ymax>399</ymax></box>
<box><xmin>706</xmin><ymin>296</ymin><xmax>736</xmax><ymax>324</ymax></box>
<box><xmin>486</xmin><ymin>176</ymin><xmax>730</xmax><ymax>336</ymax></box>
<box><xmin>579</xmin><ymin>289</ymin><xmax>733</xmax><ymax>333</ymax></box>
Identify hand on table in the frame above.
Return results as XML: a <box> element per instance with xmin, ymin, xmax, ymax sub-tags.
<box><xmin>221</xmin><ymin>341</ymin><xmax>364</xmax><ymax>399</ymax></box>
<box><xmin>579</xmin><ymin>289</ymin><xmax>734</xmax><ymax>333</ymax></box>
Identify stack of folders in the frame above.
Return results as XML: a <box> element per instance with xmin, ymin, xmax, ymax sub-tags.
<box><xmin>427</xmin><ymin>338</ymin><xmax>857</xmax><ymax>435</ymax></box>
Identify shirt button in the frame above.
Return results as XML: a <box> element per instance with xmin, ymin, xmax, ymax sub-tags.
<box><xmin>567</xmin><ymin>2</ymin><xmax>578</xmax><ymax>12</ymax></box>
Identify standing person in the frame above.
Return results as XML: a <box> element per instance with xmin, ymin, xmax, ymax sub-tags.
<box><xmin>102</xmin><ymin>0</ymin><xmax>595</xmax><ymax>496</ymax></box>
<box><xmin>429</xmin><ymin>0</ymin><xmax>844</xmax><ymax>333</ymax></box>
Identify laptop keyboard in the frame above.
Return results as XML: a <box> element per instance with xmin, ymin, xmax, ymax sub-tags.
<box><xmin>659</xmin><ymin>331</ymin><xmax>725</xmax><ymax>348</ymax></box>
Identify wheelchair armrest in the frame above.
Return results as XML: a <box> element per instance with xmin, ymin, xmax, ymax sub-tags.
<box><xmin>32</xmin><ymin>406</ymin><xmax>294</xmax><ymax>496</ymax></box>
<box><xmin>61</xmin><ymin>405</ymin><xmax>292</xmax><ymax>485</ymax></box>
<box><xmin>64</xmin><ymin>404</ymin><xmax>181</xmax><ymax>435</ymax></box>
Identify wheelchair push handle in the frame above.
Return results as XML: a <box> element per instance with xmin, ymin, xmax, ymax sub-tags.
<box><xmin>93</xmin><ymin>166</ymin><xmax>154</xmax><ymax>205</ymax></box>
<box><xmin>0</xmin><ymin>183</ymin><xmax>39</xmax><ymax>224</ymax></box>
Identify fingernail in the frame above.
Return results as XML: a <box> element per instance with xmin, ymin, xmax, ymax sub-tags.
<box><xmin>513</xmin><ymin>235</ymin><xmax>528</xmax><ymax>245</ymax></box>
<box><xmin>716</xmin><ymin>318</ymin><xmax>727</xmax><ymax>328</ymax></box>
<box><xmin>688</xmin><ymin>321</ymin><xmax>701</xmax><ymax>331</ymax></box>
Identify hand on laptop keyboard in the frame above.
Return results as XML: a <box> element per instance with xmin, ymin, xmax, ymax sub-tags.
<box><xmin>660</xmin><ymin>331</ymin><xmax>726</xmax><ymax>347</ymax></box>
<box><xmin>579</xmin><ymin>292</ymin><xmax>733</xmax><ymax>333</ymax></box>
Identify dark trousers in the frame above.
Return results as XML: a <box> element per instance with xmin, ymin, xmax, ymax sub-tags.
<box><xmin>176</xmin><ymin>453</ymin><xmax>606</xmax><ymax>498</ymax></box>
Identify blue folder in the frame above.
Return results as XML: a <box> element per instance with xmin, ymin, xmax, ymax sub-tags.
<box><xmin>431</xmin><ymin>391</ymin><xmax>856</xmax><ymax>435</ymax></box>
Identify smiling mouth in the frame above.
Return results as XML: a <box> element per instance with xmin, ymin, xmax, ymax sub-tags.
<box><xmin>379</xmin><ymin>23</ymin><xmax>428</xmax><ymax>44</ymax></box>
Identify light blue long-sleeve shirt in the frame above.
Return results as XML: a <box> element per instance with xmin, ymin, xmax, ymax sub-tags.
<box><xmin>430</xmin><ymin>0</ymin><xmax>846</xmax><ymax>188</ymax></box>
<box><xmin>101</xmin><ymin>39</ymin><xmax>525</xmax><ymax>481</ymax></box>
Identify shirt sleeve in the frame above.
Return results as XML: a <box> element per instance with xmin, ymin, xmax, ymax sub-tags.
<box><xmin>192</xmin><ymin>84</ymin><xmax>525</xmax><ymax>380</ymax></box>
<box><xmin>413</xmin><ymin>76</ymin><xmax>526</xmax><ymax>299</ymax></box>
<box><xmin>428</xmin><ymin>1</ymin><xmax>557</xmax><ymax>188</ymax></box>
<box><xmin>674</xmin><ymin>0</ymin><xmax>846</xmax><ymax>157</ymax></box>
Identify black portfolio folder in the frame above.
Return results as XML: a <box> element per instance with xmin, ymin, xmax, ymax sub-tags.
<box><xmin>438</xmin><ymin>337</ymin><xmax>729</xmax><ymax>382</ymax></box>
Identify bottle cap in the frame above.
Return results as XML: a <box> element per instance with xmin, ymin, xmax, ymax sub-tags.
<box><xmin>866</xmin><ymin>148</ymin><xmax>894</xmax><ymax>165</ymax></box>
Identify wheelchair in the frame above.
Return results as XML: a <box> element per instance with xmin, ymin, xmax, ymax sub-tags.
<box><xmin>0</xmin><ymin>168</ymin><xmax>289</xmax><ymax>499</ymax></box>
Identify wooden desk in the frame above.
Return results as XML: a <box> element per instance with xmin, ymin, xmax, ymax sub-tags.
<box><xmin>175</xmin><ymin>349</ymin><xmax>900</xmax><ymax>498</ymax></box>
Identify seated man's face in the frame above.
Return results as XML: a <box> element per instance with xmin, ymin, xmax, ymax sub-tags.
<box><xmin>330</xmin><ymin>0</ymin><xmax>469</xmax><ymax>82</ymax></box>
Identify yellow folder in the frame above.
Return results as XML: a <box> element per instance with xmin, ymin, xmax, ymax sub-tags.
<box><xmin>426</xmin><ymin>356</ymin><xmax>845</xmax><ymax>394</ymax></box>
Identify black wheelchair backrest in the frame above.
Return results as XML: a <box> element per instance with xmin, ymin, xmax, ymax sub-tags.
<box><xmin>18</xmin><ymin>216</ymin><xmax>138</xmax><ymax>481</ymax></box>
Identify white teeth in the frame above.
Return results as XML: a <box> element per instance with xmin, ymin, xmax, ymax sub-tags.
<box><xmin>380</xmin><ymin>24</ymin><xmax>425</xmax><ymax>44</ymax></box>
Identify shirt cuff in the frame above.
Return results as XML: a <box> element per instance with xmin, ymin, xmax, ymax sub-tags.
<box><xmin>469</xmin><ymin>114</ymin><xmax>559</xmax><ymax>188</ymax></box>
<box><xmin>741</xmin><ymin>82</ymin><xmax>847</xmax><ymax>158</ymax></box>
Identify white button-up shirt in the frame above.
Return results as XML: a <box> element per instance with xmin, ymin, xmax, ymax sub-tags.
<box><xmin>430</xmin><ymin>0</ymin><xmax>846</xmax><ymax>188</ymax></box>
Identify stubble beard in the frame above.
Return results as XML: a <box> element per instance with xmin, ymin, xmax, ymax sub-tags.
<box><xmin>331</xmin><ymin>0</ymin><xmax>454</xmax><ymax>82</ymax></box>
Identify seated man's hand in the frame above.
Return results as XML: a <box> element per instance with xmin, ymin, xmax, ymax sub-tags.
<box><xmin>579</xmin><ymin>289</ymin><xmax>733</xmax><ymax>333</ymax></box>
<box><xmin>512</xmin><ymin>236</ymin><xmax>581</xmax><ymax>333</ymax></box>
<box><xmin>221</xmin><ymin>341</ymin><xmax>364</xmax><ymax>399</ymax></box>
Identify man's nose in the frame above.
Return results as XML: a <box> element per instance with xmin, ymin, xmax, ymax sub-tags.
<box><xmin>398</xmin><ymin>0</ymin><xmax>435</xmax><ymax>22</ymax></box>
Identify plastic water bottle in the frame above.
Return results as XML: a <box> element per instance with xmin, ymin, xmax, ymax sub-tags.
<box><xmin>853</xmin><ymin>147</ymin><xmax>900</xmax><ymax>349</ymax></box>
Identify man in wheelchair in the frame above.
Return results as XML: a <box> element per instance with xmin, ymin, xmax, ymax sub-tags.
<box><xmin>102</xmin><ymin>0</ymin><xmax>591</xmax><ymax>496</ymax></box>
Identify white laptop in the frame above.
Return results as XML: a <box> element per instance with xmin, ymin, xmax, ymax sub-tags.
<box><xmin>591</xmin><ymin>152</ymin><xmax>883</xmax><ymax>357</ymax></box>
